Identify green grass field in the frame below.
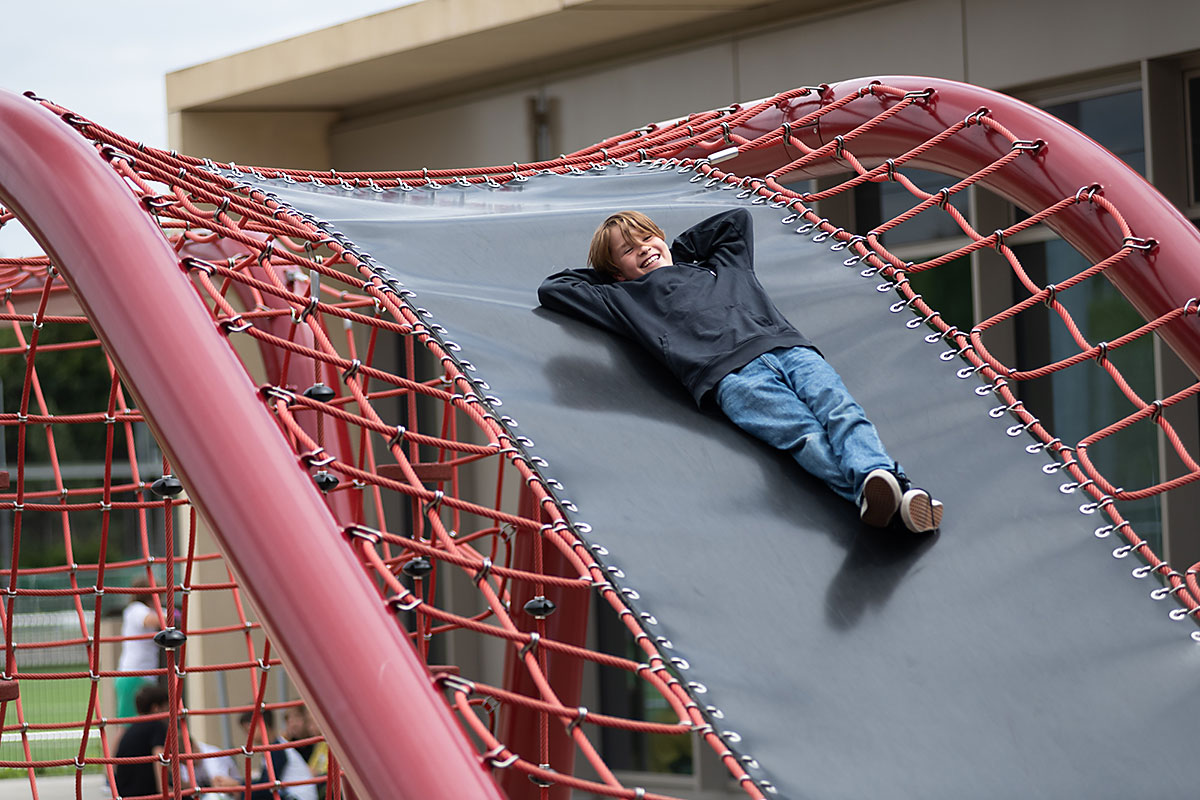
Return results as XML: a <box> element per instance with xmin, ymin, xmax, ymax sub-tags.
<box><xmin>0</xmin><ymin>666</ymin><xmax>104</xmax><ymax>777</ymax></box>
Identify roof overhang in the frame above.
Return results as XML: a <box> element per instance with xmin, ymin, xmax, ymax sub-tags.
<box><xmin>166</xmin><ymin>0</ymin><xmax>823</xmax><ymax>116</ymax></box>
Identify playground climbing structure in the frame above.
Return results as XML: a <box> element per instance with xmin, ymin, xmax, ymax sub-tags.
<box><xmin>1</xmin><ymin>76</ymin><xmax>1199</xmax><ymax>799</ymax></box>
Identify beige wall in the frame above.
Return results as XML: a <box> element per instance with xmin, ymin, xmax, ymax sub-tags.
<box><xmin>322</xmin><ymin>0</ymin><xmax>1200</xmax><ymax>175</ymax></box>
<box><xmin>170</xmin><ymin>111</ymin><xmax>338</xmax><ymax>171</ymax></box>
<box><xmin>330</xmin><ymin>2</ymin><xmax>973</xmax><ymax>171</ymax></box>
<box><xmin>965</xmin><ymin>0</ymin><xmax>1200</xmax><ymax>88</ymax></box>
<box><xmin>738</xmin><ymin>0</ymin><xmax>966</xmax><ymax>95</ymax></box>
<box><xmin>334</xmin><ymin>89</ymin><xmax>532</xmax><ymax>171</ymax></box>
<box><xmin>549</xmin><ymin>42</ymin><xmax>740</xmax><ymax>156</ymax></box>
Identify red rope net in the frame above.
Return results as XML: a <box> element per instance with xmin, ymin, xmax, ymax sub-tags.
<box><xmin>0</xmin><ymin>78</ymin><xmax>1198</xmax><ymax>799</ymax></box>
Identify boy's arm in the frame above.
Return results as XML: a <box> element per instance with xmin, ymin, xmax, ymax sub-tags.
<box><xmin>537</xmin><ymin>269</ymin><xmax>625</xmax><ymax>333</ymax></box>
<box><xmin>669</xmin><ymin>208</ymin><xmax>753</xmax><ymax>271</ymax></box>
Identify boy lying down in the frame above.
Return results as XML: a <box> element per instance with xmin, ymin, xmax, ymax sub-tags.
<box><xmin>538</xmin><ymin>208</ymin><xmax>943</xmax><ymax>533</ymax></box>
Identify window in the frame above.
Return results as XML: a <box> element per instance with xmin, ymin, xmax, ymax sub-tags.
<box><xmin>596</xmin><ymin>610</ymin><xmax>694</xmax><ymax>775</ymax></box>
<box><xmin>1188</xmin><ymin>73</ymin><xmax>1200</xmax><ymax>207</ymax></box>
<box><xmin>1043</xmin><ymin>89</ymin><xmax>1145</xmax><ymax>176</ymax></box>
<box><xmin>854</xmin><ymin>167</ymin><xmax>973</xmax><ymax>246</ymax></box>
<box><xmin>1011</xmin><ymin>86</ymin><xmax>1162</xmax><ymax>552</ymax></box>
<box><xmin>1010</xmin><ymin>239</ymin><xmax>1161</xmax><ymax>545</ymax></box>
<box><xmin>853</xmin><ymin>168</ymin><xmax>975</xmax><ymax>334</ymax></box>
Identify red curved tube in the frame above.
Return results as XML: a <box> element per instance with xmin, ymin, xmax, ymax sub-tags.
<box><xmin>0</xmin><ymin>89</ymin><xmax>504</xmax><ymax>800</ymax></box>
<box><xmin>683</xmin><ymin>76</ymin><xmax>1200</xmax><ymax>377</ymax></box>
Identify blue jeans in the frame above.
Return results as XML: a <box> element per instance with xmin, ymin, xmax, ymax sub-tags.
<box><xmin>714</xmin><ymin>347</ymin><xmax>896</xmax><ymax>503</ymax></box>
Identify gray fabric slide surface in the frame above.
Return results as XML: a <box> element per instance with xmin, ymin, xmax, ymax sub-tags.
<box><xmin>245</xmin><ymin>165</ymin><xmax>1200</xmax><ymax>799</ymax></box>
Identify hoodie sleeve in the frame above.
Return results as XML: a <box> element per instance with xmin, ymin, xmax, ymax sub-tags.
<box><xmin>669</xmin><ymin>208</ymin><xmax>753</xmax><ymax>272</ymax></box>
<box><xmin>537</xmin><ymin>268</ymin><xmax>626</xmax><ymax>334</ymax></box>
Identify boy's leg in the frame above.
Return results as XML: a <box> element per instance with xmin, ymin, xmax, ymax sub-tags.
<box><xmin>771</xmin><ymin>346</ymin><xmax>896</xmax><ymax>497</ymax></box>
<box><xmin>715</xmin><ymin>353</ymin><xmax>857</xmax><ymax>501</ymax></box>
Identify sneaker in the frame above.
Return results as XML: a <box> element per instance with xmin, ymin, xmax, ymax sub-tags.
<box><xmin>859</xmin><ymin>469</ymin><xmax>902</xmax><ymax>527</ymax></box>
<box><xmin>900</xmin><ymin>488</ymin><xmax>943</xmax><ymax>533</ymax></box>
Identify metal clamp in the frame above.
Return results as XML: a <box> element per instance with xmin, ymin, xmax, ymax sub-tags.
<box><xmin>486</xmin><ymin>748</ymin><xmax>519</xmax><ymax>769</ymax></box>
<box><xmin>1042</xmin><ymin>284</ymin><xmax>1057</xmax><ymax>307</ymax></box>
<box><xmin>1122</xmin><ymin>236</ymin><xmax>1157</xmax><ymax>251</ymax></box>
<box><xmin>421</xmin><ymin>167</ymin><xmax>442</xmax><ymax>190</ymax></box>
<box><xmin>1113</xmin><ymin>540</ymin><xmax>1149</xmax><ymax>559</ymax></box>
<box><xmin>289</xmin><ymin>294</ymin><xmax>320</xmax><ymax>324</ymax></box>
<box><xmin>1131</xmin><ymin>562</ymin><xmax>1158</xmax><ymax>579</ymax></box>
<box><xmin>831</xmin><ymin>234</ymin><xmax>866</xmax><ymax>253</ymax></box>
<box><xmin>1074</xmin><ymin>184</ymin><xmax>1101</xmax><ymax>203</ymax></box>
<box><xmin>956</xmin><ymin>362</ymin><xmax>987</xmax><ymax>379</ymax></box>
<box><xmin>439</xmin><ymin>673</ymin><xmax>476</xmax><ymax>696</ymax></box>
<box><xmin>344</xmin><ymin>524</ymin><xmax>382</xmax><ymax>544</ymax></box>
<box><xmin>219</xmin><ymin>315</ymin><xmax>252</xmax><ymax>333</ymax></box>
<box><xmin>301</xmin><ymin>449</ymin><xmax>335</xmax><ymax>468</ymax></box>
<box><xmin>813</xmin><ymin>226</ymin><xmax>845</xmax><ymax>245</ymax></box>
<box><xmin>1151</xmin><ymin>572</ymin><xmax>1185</xmax><ymax>599</ymax></box>
<box><xmin>1024</xmin><ymin>435</ymin><xmax>1060</xmax><ymax>454</ymax></box>
<box><xmin>796</xmin><ymin>217</ymin><xmax>827</xmax><ymax>235</ymax></box>
<box><xmin>519</xmin><ymin>632</ymin><xmax>540</xmax><ymax>658</ymax></box>
<box><xmin>1042</xmin><ymin>455</ymin><xmax>1077</xmax><ymax>474</ymax></box>
<box><xmin>1006</xmin><ymin>416</ymin><xmax>1040</xmax><ymax>437</ymax></box>
<box><xmin>939</xmin><ymin>341</ymin><xmax>972</xmax><ymax>361</ymax></box>
<box><xmin>567</xmin><ymin>706</ymin><xmax>588</xmax><ymax>734</ymax></box>
<box><xmin>387</xmin><ymin>593</ymin><xmax>422</xmax><ymax>612</ymax></box>
<box><xmin>964</xmin><ymin>107</ymin><xmax>990</xmax><ymax>125</ymax></box>
<box><xmin>736</xmin><ymin>178</ymin><xmax>763</xmax><ymax>200</ymax></box>
<box><xmin>1168</xmin><ymin>605</ymin><xmax>1200</xmax><ymax>621</ymax></box>
<box><xmin>422</xmin><ymin>490</ymin><xmax>445</xmax><ymax>517</ymax></box>
<box><xmin>907</xmin><ymin>309</ymin><xmax>940</xmax><ymax>330</ymax></box>
<box><xmin>989</xmin><ymin>400</ymin><xmax>1024</xmax><ymax>419</ymax></box>
<box><xmin>1094</xmin><ymin>520</ymin><xmax>1131</xmax><ymax>539</ymax></box>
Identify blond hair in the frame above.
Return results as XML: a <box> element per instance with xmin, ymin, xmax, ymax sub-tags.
<box><xmin>587</xmin><ymin>211</ymin><xmax>665</xmax><ymax>278</ymax></box>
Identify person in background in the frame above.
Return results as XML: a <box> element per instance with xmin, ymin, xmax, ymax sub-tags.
<box><xmin>116</xmin><ymin>577</ymin><xmax>161</xmax><ymax>719</ymax></box>
<box><xmin>113</xmin><ymin>684</ymin><xmax>168</xmax><ymax>797</ymax></box>
<box><xmin>210</xmin><ymin>708</ymin><xmax>318</xmax><ymax>800</ymax></box>
<box><xmin>285</xmin><ymin>704</ymin><xmax>329</xmax><ymax>799</ymax></box>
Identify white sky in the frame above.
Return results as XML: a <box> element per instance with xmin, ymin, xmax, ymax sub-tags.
<box><xmin>0</xmin><ymin>0</ymin><xmax>417</xmax><ymax>255</ymax></box>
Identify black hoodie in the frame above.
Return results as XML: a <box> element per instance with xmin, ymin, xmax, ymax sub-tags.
<box><xmin>538</xmin><ymin>208</ymin><xmax>815</xmax><ymax>405</ymax></box>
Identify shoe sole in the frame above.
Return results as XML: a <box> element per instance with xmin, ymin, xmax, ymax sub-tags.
<box><xmin>860</xmin><ymin>470</ymin><xmax>901</xmax><ymax>528</ymax></box>
<box><xmin>901</xmin><ymin>490</ymin><xmax>943</xmax><ymax>533</ymax></box>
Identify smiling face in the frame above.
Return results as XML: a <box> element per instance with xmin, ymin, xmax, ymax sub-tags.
<box><xmin>588</xmin><ymin>211</ymin><xmax>674</xmax><ymax>281</ymax></box>
<box><xmin>609</xmin><ymin>230</ymin><xmax>673</xmax><ymax>281</ymax></box>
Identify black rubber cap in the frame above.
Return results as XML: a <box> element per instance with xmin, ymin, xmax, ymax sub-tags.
<box><xmin>523</xmin><ymin>596</ymin><xmax>557</xmax><ymax>619</ymax></box>
<box><xmin>150</xmin><ymin>475</ymin><xmax>183</xmax><ymax>497</ymax></box>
